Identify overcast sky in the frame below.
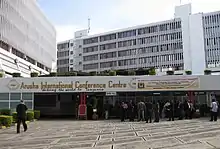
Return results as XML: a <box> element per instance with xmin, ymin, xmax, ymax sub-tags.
<box><xmin>38</xmin><ymin>0</ymin><xmax>220</xmax><ymax>42</ymax></box>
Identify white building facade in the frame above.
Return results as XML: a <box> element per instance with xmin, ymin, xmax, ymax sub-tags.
<box><xmin>57</xmin><ymin>4</ymin><xmax>220</xmax><ymax>75</ymax></box>
<box><xmin>0</xmin><ymin>0</ymin><xmax>57</xmax><ymax>77</ymax></box>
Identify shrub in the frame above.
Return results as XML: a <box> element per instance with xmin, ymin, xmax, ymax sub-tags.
<box><xmin>89</xmin><ymin>71</ymin><xmax>97</xmax><ymax>76</ymax></box>
<box><xmin>0</xmin><ymin>109</ymin><xmax>11</xmax><ymax>115</ymax></box>
<box><xmin>109</xmin><ymin>70</ymin><xmax>116</xmax><ymax>76</ymax></box>
<box><xmin>34</xmin><ymin>110</ymin><xmax>40</xmax><ymax>119</ymax></box>
<box><xmin>0</xmin><ymin>72</ymin><xmax>4</xmax><ymax>78</ymax></box>
<box><xmin>0</xmin><ymin>115</ymin><xmax>13</xmax><ymax>127</ymax></box>
<box><xmin>166</xmin><ymin>70</ymin><xmax>174</xmax><ymax>75</ymax></box>
<box><xmin>185</xmin><ymin>70</ymin><xmax>192</xmax><ymax>75</ymax></box>
<box><xmin>12</xmin><ymin>112</ymin><xmax>17</xmax><ymax>122</ymax></box>
<box><xmin>128</xmin><ymin>70</ymin><xmax>136</xmax><ymax>76</ymax></box>
<box><xmin>204</xmin><ymin>70</ymin><xmax>211</xmax><ymax>75</ymax></box>
<box><xmin>149</xmin><ymin>68</ymin><xmax>156</xmax><ymax>75</ymax></box>
<box><xmin>12</xmin><ymin>72</ymin><xmax>21</xmax><ymax>77</ymax></box>
<box><xmin>50</xmin><ymin>72</ymin><xmax>57</xmax><ymax>77</ymax></box>
<box><xmin>68</xmin><ymin>71</ymin><xmax>77</xmax><ymax>76</ymax></box>
<box><xmin>30</xmin><ymin>72</ymin><xmax>38</xmax><ymax>77</ymax></box>
<box><xmin>26</xmin><ymin>111</ymin><xmax>34</xmax><ymax>121</ymax></box>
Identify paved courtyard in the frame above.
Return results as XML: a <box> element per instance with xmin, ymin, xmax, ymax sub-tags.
<box><xmin>1</xmin><ymin>119</ymin><xmax>220</xmax><ymax>149</ymax></box>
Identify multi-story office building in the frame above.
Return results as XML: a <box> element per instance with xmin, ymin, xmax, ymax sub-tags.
<box><xmin>57</xmin><ymin>3</ymin><xmax>220</xmax><ymax>75</ymax></box>
<box><xmin>0</xmin><ymin>0</ymin><xmax>56</xmax><ymax>77</ymax></box>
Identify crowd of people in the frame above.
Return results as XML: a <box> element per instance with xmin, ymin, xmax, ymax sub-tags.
<box><xmin>104</xmin><ymin>98</ymin><xmax>219</xmax><ymax>123</ymax></box>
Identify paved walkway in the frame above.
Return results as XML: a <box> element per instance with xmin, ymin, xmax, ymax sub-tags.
<box><xmin>0</xmin><ymin>119</ymin><xmax>220</xmax><ymax>149</ymax></box>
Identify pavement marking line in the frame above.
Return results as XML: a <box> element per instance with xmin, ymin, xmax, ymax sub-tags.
<box><xmin>174</xmin><ymin>136</ymin><xmax>185</xmax><ymax>144</ymax></box>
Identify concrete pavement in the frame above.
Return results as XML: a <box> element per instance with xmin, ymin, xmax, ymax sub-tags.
<box><xmin>0</xmin><ymin>119</ymin><xmax>220</xmax><ymax>149</ymax></box>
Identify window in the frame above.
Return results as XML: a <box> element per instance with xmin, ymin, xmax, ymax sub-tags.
<box><xmin>22</xmin><ymin>93</ymin><xmax>32</xmax><ymax>101</ymax></box>
<box><xmin>0</xmin><ymin>93</ymin><xmax>9</xmax><ymax>100</ymax></box>
<box><xmin>10</xmin><ymin>93</ymin><xmax>21</xmax><ymax>100</ymax></box>
<box><xmin>70</xmin><ymin>51</ymin><xmax>73</xmax><ymax>55</ymax></box>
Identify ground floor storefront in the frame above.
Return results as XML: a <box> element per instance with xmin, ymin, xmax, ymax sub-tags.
<box><xmin>0</xmin><ymin>91</ymin><xmax>217</xmax><ymax>119</ymax></box>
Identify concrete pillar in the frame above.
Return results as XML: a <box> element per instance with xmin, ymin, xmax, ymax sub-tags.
<box><xmin>8</xmin><ymin>46</ymin><xmax>12</xmax><ymax>53</ymax></box>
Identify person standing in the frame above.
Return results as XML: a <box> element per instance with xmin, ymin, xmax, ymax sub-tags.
<box><xmin>137</xmin><ymin>101</ymin><xmax>146</xmax><ymax>121</ymax></box>
<box><xmin>146</xmin><ymin>101</ymin><xmax>153</xmax><ymax>123</ymax></box>
<box><xmin>178</xmin><ymin>101</ymin><xmax>184</xmax><ymax>120</ymax></box>
<box><xmin>168</xmin><ymin>100</ymin><xmax>174</xmax><ymax>121</ymax></box>
<box><xmin>121</xmin><ymin>101</ymin><xmax>128</xmax><ymax>122</ymax></box>
<box><xmin>128</xmin><ymin>100</ymin><xmax>135</xmax><ymax>121</ymax></box>
<box><xmin>210</xmin><ymin>99</ymin><xmax>218</xmax><ymax>121</ymax></box>
<box><xmin>16</xmin><ymin>100</ymin><xmax>28</xmax><ymax>134</ymax></box>
<box><xmin>104</xmin><ymin>100</ymin><xmax>110</xmax><ymax>120</ymax></box>
<box><xmin>154</xmin><ymin>101</ymin><xmax>160</xmax><ymax>123</ymax></box>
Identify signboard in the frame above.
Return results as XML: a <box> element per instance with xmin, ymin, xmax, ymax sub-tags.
<box><xmin>137</xmin><ymin>77</ymin><xmax>199</xmax><ymax>90</ymax></box>
<box><xmin>106</xmin><ymin>92</ymin><xmax>117</xmax><ymax>96</ymax></box>
<box><xmin>3</xmin><ymin>76</ymin><xmax>137</xmax><ymax>93</ymax></box>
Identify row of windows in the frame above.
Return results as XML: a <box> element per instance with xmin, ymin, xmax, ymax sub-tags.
<box><xmin>204</xmin><ymin>14</ymin><xmax>220</xmax><ymax>25</ymax></box>
<box><xmin>138</xmin><ymin>32</ymin><xmax>182</xmax><ymax>44</ymax></box>
<box><xmin>83</xmin><ymin>54</ymin><xmax>98</xmax><ymax>61</ymax></box>
<box><xmin>206</xmin><ymin>48</ymin><xmax>220</xmax><ymax>58</ymax></box>
<box><xmin>139</xmin><ymin>53</ymin><xmax>183</xmax><ymax>64</ymax></box>
<box><xmin>118</xmin><ymin>59</ymin><xmax>136</xmax><ymax>66</ymax></box>
<box><xmin>83</xmin><ymin>46</ymin><xmax>98</xmax><ymax>53</ymax></box>
<box><xmin>57</xmin><ymin>67</ymin><xmax>69</xmax><ymax>73</ymax></box>
<box><xmin>118</xmin><ymin>49</ymin><xmax>136</xmax><ymax>57</ymax></box>
<box><xmin>100</xmin><ymin>52</ymin><xmax>117</xmax><ymax>59</ymax></box>
<box><xmin>206</xmin><ymin>37</ymin><xmax>220</xmax><ymax>46</ymax></box>
<box><xmin>118</xmin><ymin>39</ymin><xmax>136</xmax><ymax>48</ymax></box>
<box><xmin>100</xmin><ymin>61</ymin><xmax>117</xmax><ymax>68</ymax></box>
<box><xmin>83</xmin><ymin>33</ymin><xmax>182</xmax><ymax>54</ymax></box>
<box><xmin>57</xmin><ymin>59</ymin><xmax>69</xmax><ymax>65</ymax></box>
<box><xmin>0</xmin><ymin>40</ymin><xmax>49</xmax><ymax>70</ymax></box>
<box><xmin>118</xmin><ymin>30</ymin><xmax>136</xmax><ymax>38</ymax></box>
<box><xmin>82</xmin><ymin>21</ymin><xmax>181</xmax><ymax>45</ymax></box>
<box><xmin>138</xmin><ymin>21</ymin><xmax>181</xmax><ymax>35</ymax></box>
<box><xmin>82</xmin><ymin>54</ymin><xmax>184</xmax><ymax>70</ymax></box>
<box><xmin>100</xmin><ymin>34</ymin><xmax>116</xmax><ymax>42</ymax></box>
<box><xmin>82</xmin><ymin>42</ymin><xmax>183</xmax><ymax>61</ymax></box>
<box><xmin>83</xmin><ymin>63</ymin><xmax>98</xmax><ymax>70</ymax></box>
<box><xmin>139</xmin><ymin>42</ymin><xmax>183</xmax><ymax>54</ymax></box>
<box><xmin>0</xmin><ymin>93</ymin><xmax>32</xmax><ymax>100</ymax></box>
<box><xmin>57</xmin><ymin>51</ymin><xmax>69</xmax><ymax>58</ymax></box>
<box><xmin>100</xmin><ymin>43</ymin><xmax>116</xmax><ymax>50</ymax></box>
<box><xmin>83</xmin><ymin>37</ymin><xmax>98</xmax><ymax>45</ymax></box>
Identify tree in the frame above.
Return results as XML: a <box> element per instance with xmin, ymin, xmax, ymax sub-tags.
<box><xmin>185</xmin><ymin>70</ymin><xmax>192</xmax><ymax>75</ymax></box>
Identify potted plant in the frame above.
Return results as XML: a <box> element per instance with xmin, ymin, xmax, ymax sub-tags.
<box><xmin>50</xmin><ymin>72</ymin><xmax>57</xmax><ymax>77</ymax></box>
<box><xmin>166</xmin><ymin>70</ymin><xmax>174</xmax><ymax>75</ymax></box>
<box><xmin>109</xmin><ymin>70</ymin><xmax>116</xmax><ymax>76</ymax></box>
<box><xmin>0</xmin><ymin>72</ymin><xmax>4</xmax><ymax>78</ymax></box>
<box><xmin>204</xmin><ymin>70</ymin><xmax>211</xmax><ymax>75</ymax></box>
<box><xmin>185</xmin><ymin>70</ymin><xmax>192</xmax><ymax>75</ymax></box>
<box><xmin>149</xmin><ymin>68</ymin><xmax>156</xmax><ymax>75</ymax></box>
<box><xmin>30</xmin><ymin>72</ymin><xmax>38</xmax><ymax>77</ymax></box>
<box><xmin>128</xmin><ymin>70</ymin><xmax>136</xmax><ymax>76</ymax></box>
<box><xmin>89</xmin><ymin>71</ymin><xmax>97</xmax><ymax>76</ymax></box>
<box><xmin>12</xmin><ymin>72</ymin><xmax>21</xmax><ymax>77</ymax></box>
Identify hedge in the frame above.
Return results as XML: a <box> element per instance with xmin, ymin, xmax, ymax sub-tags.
<box><xmin>30</xmin><ymin>72</ymin><xmax>39</xmax><ymax>77</ymax></box>
<box><xmin>0</xmin><ymin>72</ymin><xmax>3</xmax><ymax>78</ymax></box>
<box><xmin>34</xmin><ymin>110</ymin><xmax>40</xmax><ymax>119</ymax></box>
<box><xmin>12</xmin><ymin>72</ymin><xmax>21</xmax><ymax>77</ymax></box>
<box><xmin>0</xmin><ymin>109</ymin><xmax>11</xmax><ymax>115</ymax></box>
<box><xmin>12</xmin><ymin>112</ymin><xmax>17</xmax><ymax>122</ymax></box>
<box><xmin>26</xmin><ymin>111</ymin><xmax>34</xmax><ymax>121</ymax></box>
<box><xmin>0</xmin><ymin>115</ymin><xmax>13</xmax><ymax>127</ymax></box>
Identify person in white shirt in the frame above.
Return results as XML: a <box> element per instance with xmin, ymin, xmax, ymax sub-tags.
<box><xmin>210</xmin><ymin>99</ymin><xmax>218</xmax><ymax>121</ymax></box>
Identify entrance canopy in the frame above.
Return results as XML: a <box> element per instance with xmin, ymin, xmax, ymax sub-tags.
<box><xmin>1</xmin><ymin>75</ymin><xmax>220</xmax><ymax>93</ymax></box>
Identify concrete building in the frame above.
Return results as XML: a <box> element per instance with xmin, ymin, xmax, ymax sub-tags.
<box><xmin>0</xmin><ymin>0</ymin><xmax>57</xmax><ymax>77</ymax></box>
<box><xmin>57</xmin><ymin>3</ymin><xmax>220</xmax><ymax>75</ymax></box>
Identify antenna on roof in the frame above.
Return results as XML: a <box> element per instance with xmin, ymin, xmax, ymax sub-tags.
<box><xmin>88</xmin><ymin>17</ymin><xmax>91</xmax><ymax>34</ymax></box>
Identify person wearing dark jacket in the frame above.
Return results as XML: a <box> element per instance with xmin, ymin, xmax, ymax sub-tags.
<box><xmin>128</xmin><ymin>100</ymin><xmax>135</xmax><ymax>121</ymax></box>
<box><xmin>146</xmin><ymin>101</ymin><xmax>153</xmax><ymax>123</ymax></box>
<box><xmin>16</xmin><ymin>100</ymin><xmax>28</xmax><ymax>133</ymax></box>
<box><xmin>168</xmin><ymin>100</ymin><xmax>174</xmax><ymax>121</ymax></box>
<box><xmin>154</xmin><ymin>101</ymin><xmax>160</xmax><ymax>122</ymax></box>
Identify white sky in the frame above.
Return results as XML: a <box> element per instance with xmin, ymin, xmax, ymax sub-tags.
<box><xmin>55</xmin><ymin>0</ymin><xmax>220</xmax><ymax>42</ymax></box>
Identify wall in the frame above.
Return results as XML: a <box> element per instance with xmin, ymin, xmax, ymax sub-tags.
<box><xmin>189</xmin><ymin>13</ymin><xmax>206</xmax><ymax>74</ymax></box>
